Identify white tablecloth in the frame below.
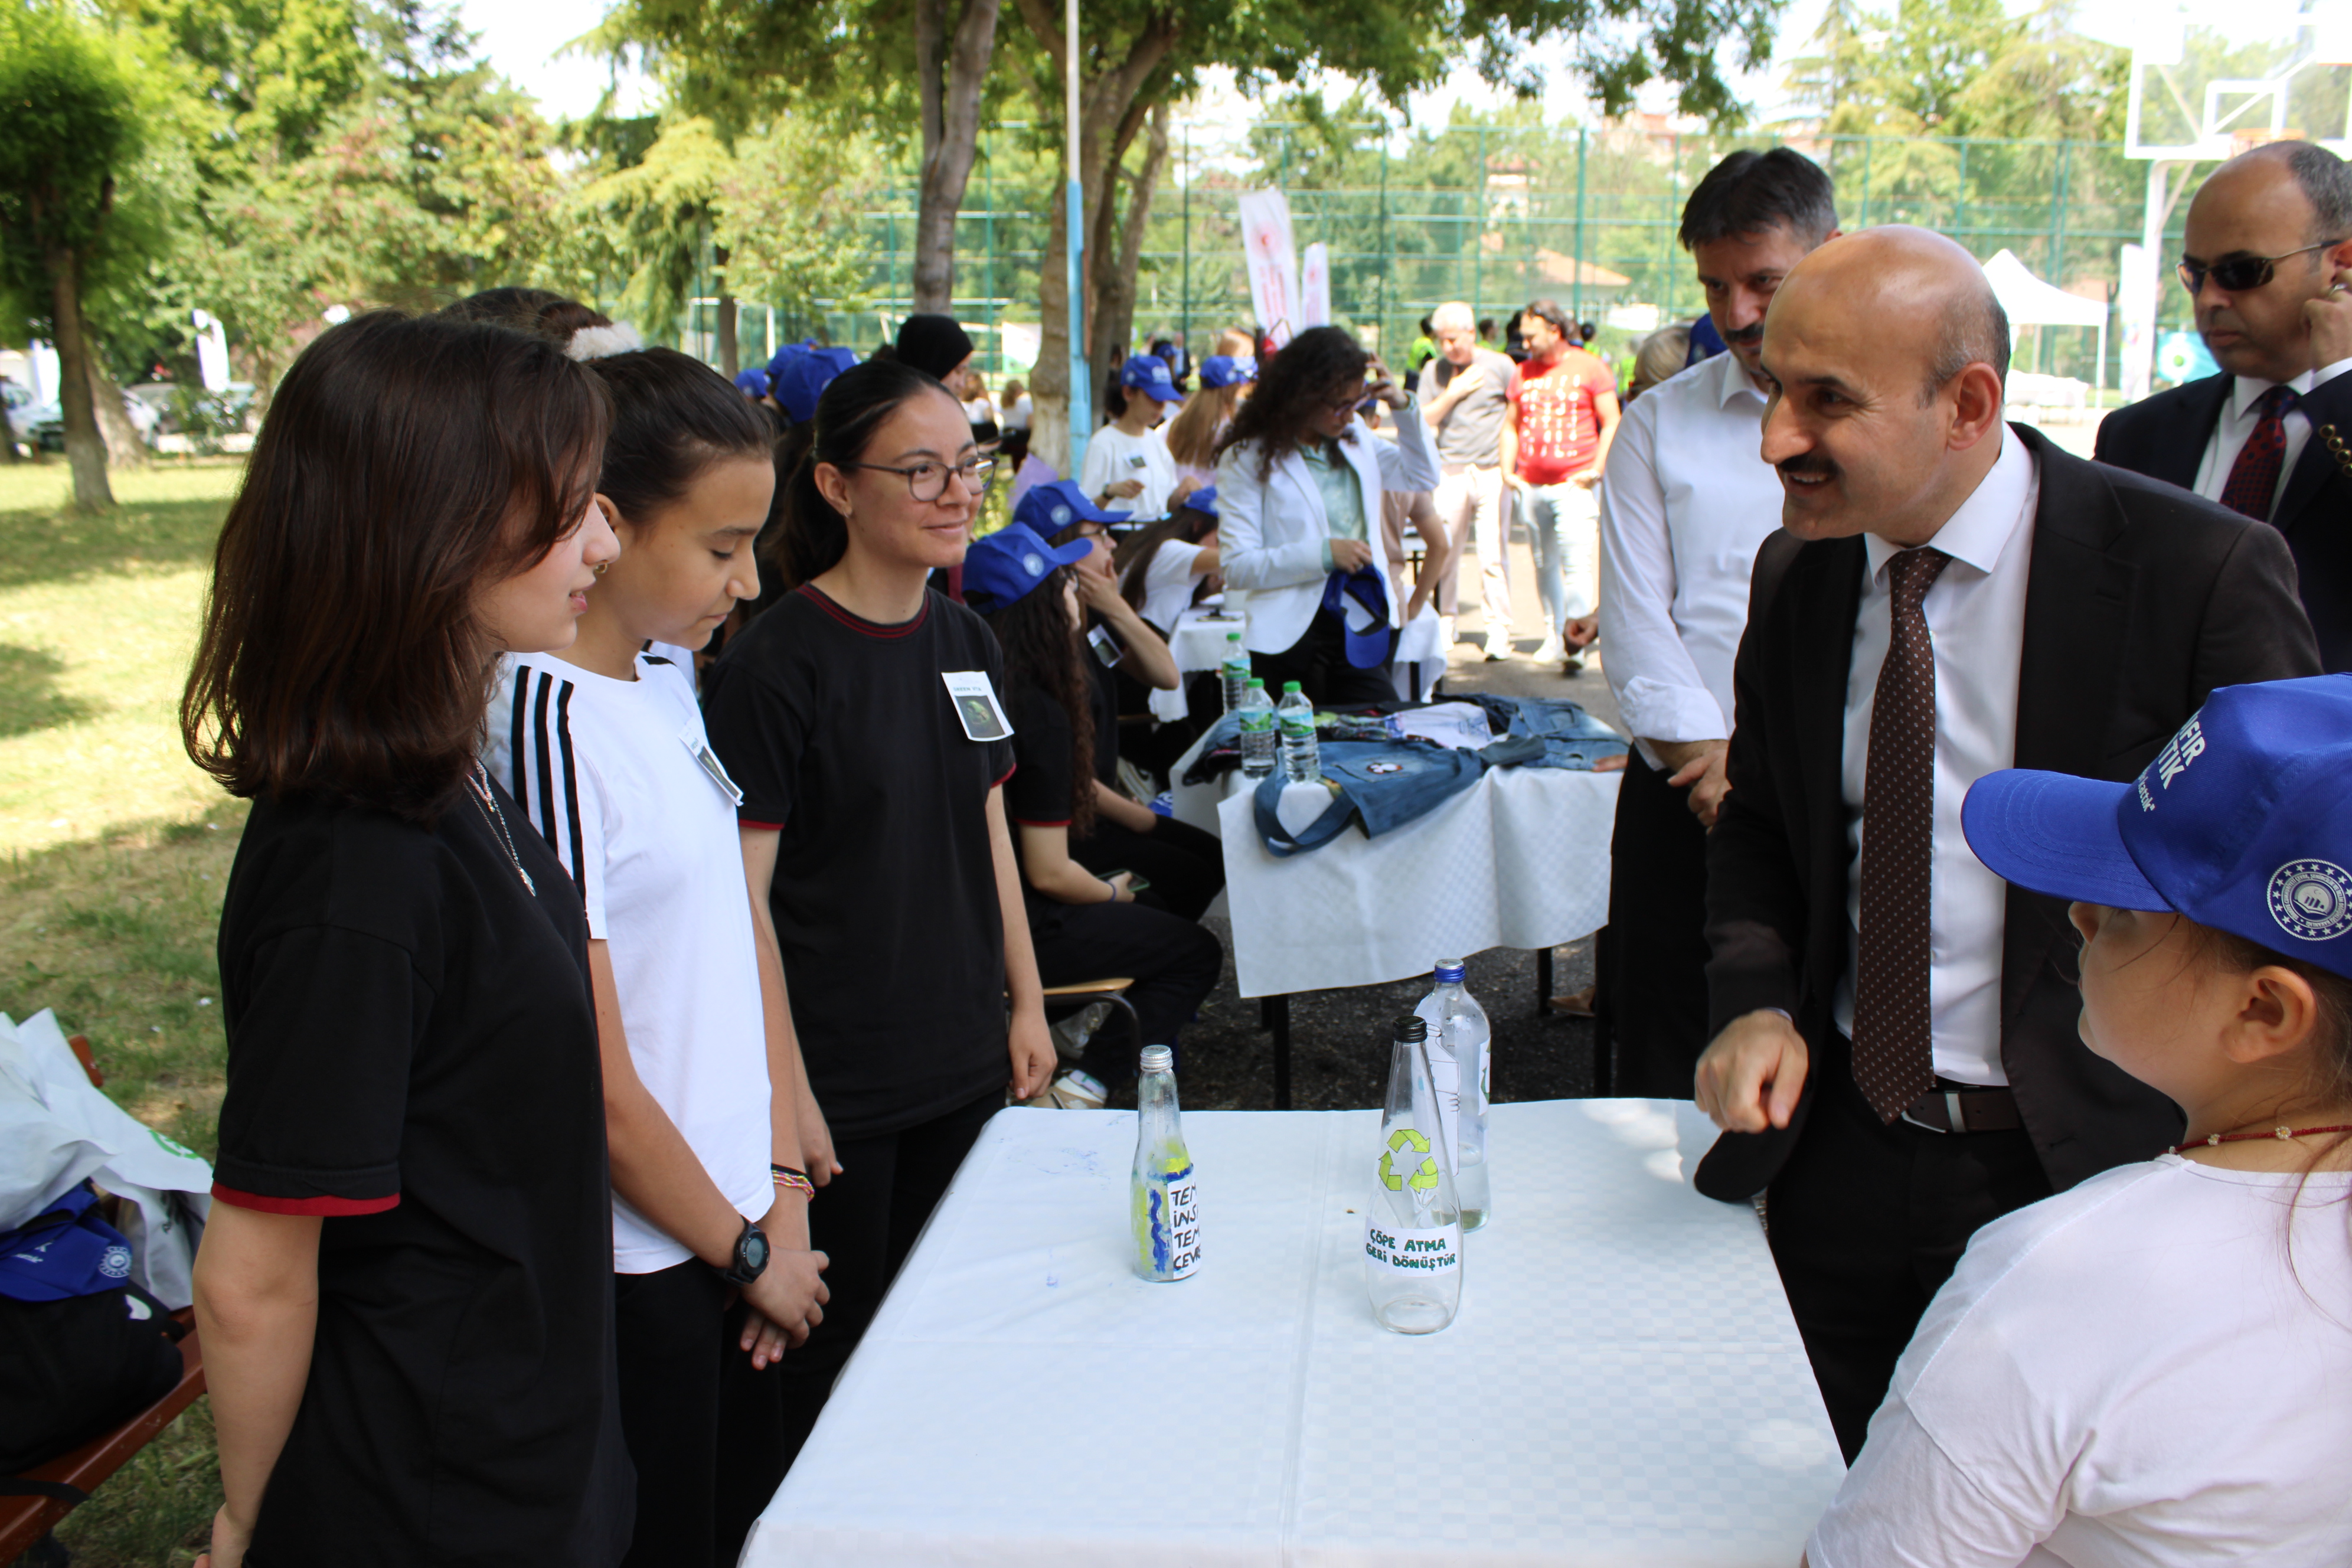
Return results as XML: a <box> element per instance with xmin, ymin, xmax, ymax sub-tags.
<box><xmin>1169</xmin><ymin>729</ymin><xmax>1619</xmax><ymax>998</ymax></box>
<box><xmin>1152</xmin><ymin>604</ymin><xmax>1450</xmax><ymax>722</ymax></box>
<box><xmin>742</xmin><ymin>1100</ymin><xmax>1843</xmax><ymax>1568</ymax></box>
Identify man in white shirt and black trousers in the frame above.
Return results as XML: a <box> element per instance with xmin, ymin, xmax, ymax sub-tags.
<box><xmin>1592</xmin><ymin>148</ymin><xmax>1837</xmax><ymax>1097</ymax></box>
<box><xmin>2095</xmin><ymin>141</ymin><xmax>2352</xmax><ymax>671</ymax></box>
<box><xmin>1691</xmin><ymin>226</ymin><xmax>2318</xmax><ymax>1461</ymax></box>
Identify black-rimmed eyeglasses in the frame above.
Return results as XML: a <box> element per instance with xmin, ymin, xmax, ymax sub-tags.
<box><xmin>2177</xmin><ymin>240</ymin><xmax>2343</xmax><ymax>296</ymax></box>
<box><xmin>841</xmin><ymin>458</ymin><xmax>996</xmax><ymax>501</ymax></box>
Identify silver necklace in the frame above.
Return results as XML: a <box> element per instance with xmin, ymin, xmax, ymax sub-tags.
<box><xmin>465</xmin><ymin>764</ymin><xmax>535</xmax><ymax>896</ymax></box>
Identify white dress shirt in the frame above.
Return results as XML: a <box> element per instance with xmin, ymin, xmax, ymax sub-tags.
<box><xmin>1833</xmin><ymin>427</ymin><xmax>2039</xmax><ymax>1087</ymax></box>
<box><xmin>2189</xmin><ymin>355</ymin><xmax>2352</xmax><ymax>514</ymax></box>
<box><xmin>1597</xmin><ymin>352</ymin><xmax>1785</xmax><ymax>770</ymax></box>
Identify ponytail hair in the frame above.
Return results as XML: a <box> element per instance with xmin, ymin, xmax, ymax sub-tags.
<box><xmin>579</xmin><ymin>348</ymin><xmax>773</xmax><ymax>524</ymax></box>
<box><xmin>767</xmin><ymin>358</ymin><xmax>955</xmax><ymax>591</ymax></box>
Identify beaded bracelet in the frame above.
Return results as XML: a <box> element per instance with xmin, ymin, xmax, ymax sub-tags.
<box><xmin>770</xmin><ymin>1163</ymin><xmax>816</xmax><ymax>1201</ymax></box>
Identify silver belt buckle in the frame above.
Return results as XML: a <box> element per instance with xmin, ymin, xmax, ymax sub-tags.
<box><xmin>1899</xmin><ymin>1092</ymin><xmax>1968</xmax><ymax>1135</ymax></box>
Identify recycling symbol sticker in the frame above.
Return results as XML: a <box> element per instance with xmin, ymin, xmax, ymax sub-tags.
<box><xmin>1379</xmin><ymin>1128</ymin><xmax>1441</xmax><ymax>1193</ymax></box>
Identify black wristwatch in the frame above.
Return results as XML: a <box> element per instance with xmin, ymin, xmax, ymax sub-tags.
<box><xmin>718</xmin><ymin>1218</ymin><xmax>769</xmax><ymax>1286</ymax></box>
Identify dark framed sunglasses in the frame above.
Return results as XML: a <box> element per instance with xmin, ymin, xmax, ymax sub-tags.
<box><xmin>2176</xmin><ymin>240</ymin><xmax>2343</xmax><ymax>296</ymax></box>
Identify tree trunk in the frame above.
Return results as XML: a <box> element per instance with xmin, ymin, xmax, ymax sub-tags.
<box><xmin>912</xmin><ymin>0</ymin><xmax>1004</xmax><ymax>314</ymax></box>
<box><xmin>1030</xmin><ymin>178</ymin><xmax>1072</xmax><ymax>477</ymax></box>
<box><xmin>89</xmin><ymin>350</ymin><xmax>149</xmax><ymax>471</ymax></box>
<box><xmin>1088</xmin><ymin>102</ymin><xmax>1171</xmax><ymax>384</ymax></box>
<box><xmin>47</xmin><ymin>249</ymin><xmax>112</xmax><ymax>512</ymax></box>
<box><xmin>715</xmin><ymin>244</ymin><xmax>739</xmax><ymax>377</ymax></box>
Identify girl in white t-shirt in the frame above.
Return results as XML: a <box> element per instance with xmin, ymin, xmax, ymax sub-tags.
<box><xmin>1113</xmin><ymin>491</ymin><xmax>1221</xmax><ymax>637</ymax></box>
<box><xmin>1808</xmin><ymin>675</ymin><xmax>2352</xmax><ymax>1568</ymax></box>
<box><xmin>479</xmin><ymin>310</ymin><xmax>831</xmax><ymax>1566</ymax></box>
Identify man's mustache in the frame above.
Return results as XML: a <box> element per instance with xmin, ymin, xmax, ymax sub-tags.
<box><xmin>1721</xmin><ymin>322</ymin><xmax>1763</xmax><ymax>347</ymax></box>
<box><xmin>1777</xmin><ymin>452</ymin><xmax>1838</xmax><ymax>481</ymax></box>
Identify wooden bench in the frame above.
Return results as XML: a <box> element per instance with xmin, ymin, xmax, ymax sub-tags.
<box><xmin>0</xmin><ymin>1035</ymin><xmax>209</xmax><ymax>1563</ymax></box>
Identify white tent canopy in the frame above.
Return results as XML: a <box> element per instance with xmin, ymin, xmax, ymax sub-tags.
<box><xmin>1981</xmin><ymin>248</ymin><xmax>2109</xmax><ymax>402</ymax></box>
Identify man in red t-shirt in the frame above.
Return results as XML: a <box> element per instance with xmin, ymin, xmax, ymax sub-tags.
<box><xmin>1506</xmin><ymin>298</ymin><xmax>1621</xmax><ymax>669</ymax></box>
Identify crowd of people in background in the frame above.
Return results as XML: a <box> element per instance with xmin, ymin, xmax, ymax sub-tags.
<box><xmin>168</xmin><ymin>130</ymin><xmax>2352</xmax><ymax>1568</ymax></box>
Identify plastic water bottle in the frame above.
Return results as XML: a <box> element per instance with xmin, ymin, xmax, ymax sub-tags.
<box><xmin>1132</xmin><ymin>1046</ymin><xmax>1200</xmax><ymax>1282</ymax></box>
<box><xmin>1237</xmin><ymin>679</ymin><xmax>1278</xmax><ymax>778</ymax></box>
<box><xmin>1364</xmin><ymin>1014</ymin><xmax>1463</xmax><ymax>1334</ymax></box>
<box><xmin>1413</xmin><ymin>959</ymin><xmax>1492</xmax><ymax>1231</ymax></box>
<box><xmin>1219</xmin><ymin>632</ymin><xmax>1252</xmax><ymax>713</ymax></box>
<box><xmin>1277</xmin><ymin>681</ymin><xmax>1320</xmax><ymax>782</ymax></box>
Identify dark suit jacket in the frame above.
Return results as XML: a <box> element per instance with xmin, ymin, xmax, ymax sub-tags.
<box><xmin>2095</xmin><ymin>370</ymin><xmax>2352</xmax><ymax>671</ymax></box>
<box><xmin>1698</xmin><ymin>426</ymin><xmax>2320</xmax><ymax>1200</ymax></box>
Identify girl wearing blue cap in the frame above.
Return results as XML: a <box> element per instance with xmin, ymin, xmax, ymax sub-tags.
<box><xmin>1806</xmin><ymin>675</ymin><xmax>2352</xmax><ymax>1567</ymax></box>
<box><xmin>1080</xmin><ymin>354</ymin><xmax>1197</xmax><ymax>521</ymax></box>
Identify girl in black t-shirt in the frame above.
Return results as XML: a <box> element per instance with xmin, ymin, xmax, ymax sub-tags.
<box><xmin>181</xmin><ymin>312</ymin><xmax>632</xmax><ymax>1567</ymax></box>
<box><xmin>964</xmin><ymin>525</ymin><xmax>1226</xmax><ymax>1112</ymax></box>
<box><xmin>701</xmin><ymin>360</ymin><xmax>1055</xmax><ymax>1471</ymax></box>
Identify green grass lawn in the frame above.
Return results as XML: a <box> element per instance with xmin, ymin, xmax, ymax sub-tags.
<box><xmin>1</xmin><ymin>458</ymin><xmax>245</xmax><ymax>1568</ymax></box>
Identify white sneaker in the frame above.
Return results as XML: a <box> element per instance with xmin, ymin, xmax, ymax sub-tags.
<box><xmin>1528</xmin><ymin>635</ymin><xmax>1566</xmax><ymax>666</ymax></box>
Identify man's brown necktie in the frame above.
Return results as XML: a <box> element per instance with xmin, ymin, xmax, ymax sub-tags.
<box><xmin>1852</xmin><ymin>546</ymin><xmax>1951</xmax><ymax>1122</ymax></box>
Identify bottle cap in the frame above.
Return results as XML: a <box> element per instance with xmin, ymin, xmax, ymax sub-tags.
<box><xmin>1226</xmin><ymin>631</ymin><xmax>1242</xmax><ymax>642</ymax></box>
<box><xmin>1139</xmin><ymin>1044</ymin><xmax>1175</xmax><ymax>1074</ymax></box>
<box><xmin>1246</xmin><ymin>677</ymin><xmax>1265</xmax><ymax>690</ymax></box>
<box><xmin>1282</xmin><ymin>680</ymin><xmax>1304</xmax><ymax>693</ymax></box>
<box><xmin>1433</xmin><ymin>959</ymin><xmax>1466</xmax><ymax>983</ymax></box>
<box><xmin>1392</xmin><ymin>1014</ymin><xmax>1428</xmax><ymax>1043</ymax></box>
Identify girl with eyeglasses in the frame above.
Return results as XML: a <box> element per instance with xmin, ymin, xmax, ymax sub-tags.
<box><xmin>701</xmin><ymin>360</ymin><xmax>1054</xmax><ymax>1472</ymax></box>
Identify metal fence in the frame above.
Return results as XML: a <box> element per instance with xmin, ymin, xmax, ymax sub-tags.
<box><xmin>701</xmin><ymin>121</ymin><xmax>2188</xmax><ymax>395</ymax></box>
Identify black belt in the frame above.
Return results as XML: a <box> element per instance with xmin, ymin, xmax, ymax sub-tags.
<box><xmin>1900</xmin><ymin>1082</ymin><xmax>2021</xmax><ymax>1135</ymax></box>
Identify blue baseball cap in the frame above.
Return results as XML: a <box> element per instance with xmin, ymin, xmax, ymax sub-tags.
<box><xmin>1318</xmin><ymin>565</ymin><xmax>1391</xmax><ymax>669</ymax></box>
<box><xmin>1177</xmin><ymin>484</ymin><xmax>1218</xmax><ymax>520</ymax></box>
<box><xmin>961</xmin><ymin>522</ymin><xmax>1095</xmax><ymax>612</ymax></box>
<box><xmin>1198</xmin><ymin>354</ymin><xmax>1255</xmax><ymax>389</ymax></box>
<box><xmin>772</xmin><ymin>345</ymin><xmax>858</xmax><ymax>423</ymax></box>
<box><xmin>1119</xmin><ymin>353</ymin><xmax>1181</xmax><ymax>401</ymax></box>
<box><xmin>1012</xmin><ymin>479</ymin><xmax>1130</xmax><ymax>536</ymax></box>
<box><xmin>733</xmin><ymin>367</ymin><xmax>770</xmax><ymax>398</ymax></box>
<box><xmin>1962</xmin><ymin>675</ymin><xmax>2352</xmax><ymax>978</ymax></box>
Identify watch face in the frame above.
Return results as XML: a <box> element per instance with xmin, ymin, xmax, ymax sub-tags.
<box><xmin>741</xmin><ymin>1228</ymin><xmax>770</xmax><ymax>1273</ymax></box>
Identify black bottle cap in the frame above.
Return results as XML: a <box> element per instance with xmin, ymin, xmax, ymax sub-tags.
<box><xmin>1392</xmin><ymin>1014</ymin><xmax>1427</xmax><ymax>1043</ymax></box>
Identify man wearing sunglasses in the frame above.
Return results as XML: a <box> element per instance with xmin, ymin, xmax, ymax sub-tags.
<box><xmin>2095</xmin><ymin>141</ymin><xmax>2352</xmax><ymax>669</ymax></box>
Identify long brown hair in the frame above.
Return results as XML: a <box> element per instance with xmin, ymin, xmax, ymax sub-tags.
<box><xmin>1162</xmin><ymin>381</ymin><xmax>1239</xmax><ymax>471</ymax></box>
<box><xmin>181</xmin><ymin>311</ymin><xmax>609</xmax><ymax>822</ymax></box>
<box><xmin>1214</xmin><ymin>325</ymin><xmax>1367</xmax><ymax>481</ymax></box>
<box><xmin>1114</xmin><ymin>505</ymin><xmax>1218</xmax><ymax>618</ymax></box>
<box><xmin>978</xmin><ymin>570</ymin><xmax>1095</xmax><ymax>837</ymax></box>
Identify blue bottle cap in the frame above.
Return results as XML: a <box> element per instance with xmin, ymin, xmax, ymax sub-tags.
<box><xmin>1433</xmin><ymin>960</ymin><xmax>1466</xmax><ymax>983</ymax></box>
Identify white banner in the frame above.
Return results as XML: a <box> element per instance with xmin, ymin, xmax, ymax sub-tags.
<box><xmin>1237</xmin><ymin>188</ymin><xmax>1301</xmax><ymax>349</ymax></box>
<box><xmin>1301</xmin><ymin>241</ymin><xmax>1331</xmax><ymax>329</ymax></box>
<box><xmin>2118</xmin><ymin>241</ymin><xmax>2157</xmax><ymax>404</ymax></box>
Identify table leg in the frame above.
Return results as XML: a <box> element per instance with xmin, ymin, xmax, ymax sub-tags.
<box><xmin>1263</xmin><ymin>994</ymin><xmax>1292</xmax><ymax>1110</ymax></box>
<box><xmin>1535</xmin><ymin>946</ymin><xmax>1553</xmax><ymax>1017</ymax></box>
<box><xmin>1410</xmin><ymin>663</ymin><xmax>1424</xmax><ymax>703</ymax></box>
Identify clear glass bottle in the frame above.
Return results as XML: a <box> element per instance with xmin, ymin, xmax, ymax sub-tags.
<box><xmin>1277</xmin><ymin>680</ymin><xmax>1321</xmax><ymax>782</ymax></box>
<box><xmin>1131</xmin><ymin>1045</ymin><xmax>1200</xmax><ymax>1282</ymax></box>
<box><xmin>1237</xmin><ymin>678</ymin><xmax>1278</xmax><ymax>778</ymax></box>
<box><xmin>1364</xmin><ymin>1015</ymin><xmax>1463</xmax><ymax>1334</ymax></box>
<box><xmin>1219</xmin><ymin>632</ymin><xmax>1252</xmax><ymax>713</ymax></box>
<box><xmin>1413</xmin><ymin>959</ymin><xmax>1492</xmax><ymax>1230</ymax></box>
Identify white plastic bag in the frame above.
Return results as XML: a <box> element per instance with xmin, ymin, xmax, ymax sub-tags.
<box><xmin>0</xmin><ymin>1024</ymin><xmax>113</xmax><ymax>1233</ymax></box>
<box><xmin>1</xmin><ymin>1010</ymin><xmax>214</xmax><ymax>1307</ymax></box>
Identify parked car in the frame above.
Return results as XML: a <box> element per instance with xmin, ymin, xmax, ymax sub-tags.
<box><xmin>3</xmin><ymin>381</ymin><xmax>35</xmax><ymax>445</ymax></box>
<box><xmin>30</xmin><ymin>387</ymin><xmax>159</xmax><ymax>453</ymax></box>
<box><xmin>128</xmin><ymin>380</ymin><xmax>256</xmax><ymax>439</ymax></box>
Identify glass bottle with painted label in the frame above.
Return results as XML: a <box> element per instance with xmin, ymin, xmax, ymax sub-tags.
<box><xmin>1412</xmin><ymin>959</ymin><xmax>1491</xmax><ymax>1230</ymax></box>
<box><xmin>1277</xmin><ymin>681</ymin><xmax>1321</xmax><ymax>782</ymax></box>
<box><xmin>1237</xmin><ymin>678</ymin><xmax>1278</xmax><ymax>778</ymax></box>
<box><xmin>1364</xmin><ymin>1014</ymin><xmax>1463</xmax><ymax>1333</ymax></box>
<box><xmin>1219</xmin><ymin>632</ymin><xmax>1252</xmax><ymax>713</ymax></box>
<box><xmin>1132</xmin><ymin>1045</ymin><xmax>1200</xmax><ymax>1282</ymax></box>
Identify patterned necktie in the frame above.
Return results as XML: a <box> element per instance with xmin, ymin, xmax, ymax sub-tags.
<box><xmin>1852</xmin><ymin>545</ymin><xmax>1952</xmax><ymax>1123</ymax></box>
<box><xmin>2218</xmin><ymin>384</ymin><xmax>2298</xmax><ymax>520</ymax></box>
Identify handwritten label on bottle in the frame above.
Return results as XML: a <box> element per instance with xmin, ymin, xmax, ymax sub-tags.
<box><xmin>1363</xmin><ymin>1221</ymin><xmax>1461</xmax><ymax>1279</ymax></box>
<box><xmin>1142</xmin><ymin>1170</ymin><xmax>1201</xmax><ymax>1279</ymax></box>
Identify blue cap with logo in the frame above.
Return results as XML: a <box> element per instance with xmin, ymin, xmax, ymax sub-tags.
<box><xmin>1198</xmin><ymin>354</ymin><xmax>1255</xmax><ymax>389</ymax></box>
<box><xmin>1177</xmin><ymin>484</ymin><xmax>1218</xmax><ymax>520</ymax></box>
<box><xmin>1119</xmin><ymin>352</ymin><xmax>1182</xmax><ymax>400</ymax></box>
<box><xmin>1962</xmin><ymin>675</ymin><xmax>2352</xmax><ymax>978</ymax></box>
<box><xmin>961</xmin><ymin>521</ymin><xmax>1096</xmax><ymax>612</ymax></box>
<box><xmin>1012</xmin><ymin>478</ymin><xmax>1131</xmax><ymax>537</ymax></box>
<box><xmin>771</xmin><ymin>344</ymin><xmax>858</xmax><ymax>423</ymax></box>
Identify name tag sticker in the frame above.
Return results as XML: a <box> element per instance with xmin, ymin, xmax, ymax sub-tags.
<box><xmin>1126</xmin><ymin>452</ymin><xmax>1148</xmax><ymax>469</ymax></box>
<box><xmin>942</xmin><ymin>670</ymin><xmax>1014</xmax><ymax>743</ymax></box>
<box><xmin>679</xmin><ymin>720</ymin><xmax>744</xmax><ymax>804</ymax></box>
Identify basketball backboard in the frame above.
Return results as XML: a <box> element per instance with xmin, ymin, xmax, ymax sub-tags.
<box><xmin>2126</xmin><ymin>4</ymin><xmax>2352</xmax><ymax>159</ymax></box>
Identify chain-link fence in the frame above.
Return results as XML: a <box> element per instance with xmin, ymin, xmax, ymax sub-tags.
<box><xmin>702</xmin><ymin>120</ymin><xmax>2190</xmax><ymax>396</ymax></box>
